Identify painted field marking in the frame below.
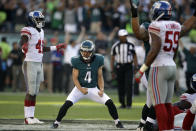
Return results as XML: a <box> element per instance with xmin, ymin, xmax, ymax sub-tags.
<box><xmin>0</xmin><ymin>101</ymin><xmax>145</xmax><ymax>107</ymax></box>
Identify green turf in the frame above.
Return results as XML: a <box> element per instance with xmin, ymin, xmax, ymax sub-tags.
<box><xmin>0</xmin><ymin>90</ymin><xmax>179</xmax><ymax>121</ymax></box>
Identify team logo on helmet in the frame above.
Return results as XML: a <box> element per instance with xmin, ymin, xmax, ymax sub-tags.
<box><xmin>80</xmin><ymin>40</ymin><xmax>95</xmax><ymax>62</ymax></box>
<box><xmin>27</xmin><ymin>11</ymin><xmax>45</xmax><ymax>28</ymax></box>
<box><xmin>150</xmin><ymin>1</ymin><xmax>172</xmax><ymax>21</ymax></box>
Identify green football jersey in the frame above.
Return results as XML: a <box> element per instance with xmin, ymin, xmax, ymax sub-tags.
<box><xmin>71</xmin><ymin>54</ymin><xmax>104</xmax><ymax>88</ymax></box>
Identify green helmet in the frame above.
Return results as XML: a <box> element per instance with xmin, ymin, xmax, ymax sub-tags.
<box><xmin>80</xmin><ymin>40</ymin><xmax>95</xmax><ymax>62</ymax></box>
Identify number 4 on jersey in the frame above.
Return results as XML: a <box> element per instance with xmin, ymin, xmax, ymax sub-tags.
<box><xmin>84</xmin><ymin>71</ymin><xmax>92</xmax><ymax>83</ymax></box>
<box><xmin>36</xmin><ymin>39</ymin><xmax>44</xmax><ymax>53</ymax></box>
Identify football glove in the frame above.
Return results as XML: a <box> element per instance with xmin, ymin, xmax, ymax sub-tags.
<box><xmin>135</xmin><ymin>70</ymin><xmax>144</xmax><ymax>83</ymax></box>
<box><xmin>180</xmin><ymin>93</ymin><xmax>190</xmax><ymax>101</ymax></box>
<box><xmin>129</xmin><ymin>0</ymin><xmax>139</xmax><ymax>17</ymax></box>
<box><xmin>56</xmin><ymin>43</ymin><xmax>66</xmax><ymax>52</ymax></box>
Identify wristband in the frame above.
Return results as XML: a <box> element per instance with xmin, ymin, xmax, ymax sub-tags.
<box><xmin>131</xmin><ymin>8</ymin><xmax>138</xmax><ymax>18</ymax></box>
<box><xmin>140</xmin><ymin>64</ymin><xmax>148</xmax><ymax>73</ymax></box>
<box><xmin>50</xmin><ymin>46</ymin><xmax>57</xmax><ymax>51</ymax></box>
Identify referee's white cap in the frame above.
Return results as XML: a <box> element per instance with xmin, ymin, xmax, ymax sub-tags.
<box><xmin>118</xmin><ymin>29</ymin><xmax>128</xmax><ymax>36</ymax></box>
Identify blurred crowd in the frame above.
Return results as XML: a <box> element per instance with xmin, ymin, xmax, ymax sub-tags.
<box><xmin>0</xmin><ymin>0</ymin><xmax>195</xmax><ymax>33</ymax></box>
<box><xmin>0</xmin><ymin>0</ymin><xmax>196</xmax><ymax>94</ymax></box>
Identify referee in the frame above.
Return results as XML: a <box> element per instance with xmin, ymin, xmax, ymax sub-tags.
<box><xmin>110</xmin><ymin>29</ymin><xmax>138</xmax><ymax>109</ymax></box>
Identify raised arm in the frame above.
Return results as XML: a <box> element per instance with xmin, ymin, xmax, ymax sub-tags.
<box><xmin>129</xmin><ymin>0</ymin><xmax>149</xmax><ymax>41</ymax></box>
<box><xmin>75</xmin><ymin>26</ymin><xmax>86</xmax><ymax>44</ymax></box>
<box><xmin>180</xmin><ymin>7</ymin><xmax>196</xmax><ymax>37</ymax></box>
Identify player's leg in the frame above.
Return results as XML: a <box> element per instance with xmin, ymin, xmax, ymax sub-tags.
<box><xmin>23</xmin><ymin>61</ymin><xmax>40</xmax><ymax>124</ymax></box>
<box><xmin>144</xmin><ymin>106</ymin><xmax>157</xmax><ymax>131</ymax></box>
<box><xmin>137</xmin><ymin>74</ymin><xmax>151</xmax><ymax>130</ymax></box>
<box><xmin>52</xmin><ymin>86</ymin><xmax>84</xmax><ymax>128</ymax></box>
<box><xmin>124</xmin><ymin>65</ymin><xmax>133</xmax><ymax>108</ymax></box>
<box><xmin>148</xmin><ymin>67</ymin><xmax>170</xmax><ymax>130</ymax></box>
<box><xmin>182</xmin><ymin>99</ymin><xmax>196</xmax><ymax>130</ymax></box>
<box><xmin>116</xmin><ymin>67</ymin><xmax>126</xmax><ymax>108</ymax></box>
<box><xmin>165</xmin><ymin>67</ymin><xmax>176</xmax><ymax>130</ymax></box>
<box><xmin>142</xmin><ymin>86</ymin><xmax>156</xmax><ymax>131</ymax></box>
<box><xmin>87</xmin><ymin>88</ymin><xmax>124</xmax><ymax>128</ymax></box>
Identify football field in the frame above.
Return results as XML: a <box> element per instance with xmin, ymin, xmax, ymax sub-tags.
<box><xmin>0</xmin><ymin>90</ymin><xmax>179</xmax><ymax>130</ymax></box>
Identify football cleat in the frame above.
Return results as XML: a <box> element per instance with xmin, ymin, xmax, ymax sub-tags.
<box><xmin>24</xmin><ymin>117</ymin><xmax>44</xmax><ymax>124</ymax></box>
<box><xmin>116</xmin><ymin>121</ymin><xmax>124</xmax><ymax>128</ymax></box>
<box><xmin>52</xmin><ymin>121</ymin><xmax>60</xmax><ymax>129</ymax></box>
<box><xmin>136</xmin><ymin>122</ymin><xmax>145</xmax><ymax>131</ymax></box>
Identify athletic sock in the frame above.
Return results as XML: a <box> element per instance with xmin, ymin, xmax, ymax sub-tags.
<box><xmin>114</xmin><ymin>119</ymin><xmax>119</xmax><ymax>125</ymax></box>
<box><xmin>24</xmin><ymin>100</ymin><xmax>30</xmax><ymax>118</ymax></box>
<box><xmin>105</xmin><ymin>99</ymin><xmax>119</xmax><ymax>120</ymax></box>
<box><xmin>182</xmin><ymin>109</ymin><xmax>195</xmax><ymax>130</ymax></box>
<box><xmin>165</xmin><ymin>103</ymin><xmax>174</xmax><ymax>130</ymax></box>
<box><xmin>172</xmin><ymin>105</ymin><xmax>183</xmax><ymax>115</ymax></box>
<box><xmin>147</xmin><ymin>106</ymin><xmax>156</xmax><ymax>122</ymax></box>
<box><xmin>140</xmin><ymin>104</ymin><xmax>150</xmax><ymax>124</ymax></box>
<box><xmin>155</xmin><ymin>104</ymin><xmax>169</xmax><ymax>130</ymax></box>
<box><xmin>56</xmin><ymin>100</ymin><xmax>73</xmax><ymax>122</ymax></box>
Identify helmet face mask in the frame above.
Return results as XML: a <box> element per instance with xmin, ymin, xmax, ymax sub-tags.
<box><xmin>191</xmin><ymin>74</ymin><xmax>196</xmax><ymax>92</ymax></box>
<box><xmin>28</xmin><ymin>11</ymin><xmax>45</xmax><ymax>28</ymax></box>
<box><xmin>150</xmin><ymin>1</ymin><xmax>172</xmax><ymax>21</ymax></box>
<box><xmin>80</xmin><ymin>40</ymin><xmax>95</xmax><ymax>62</ymax></box>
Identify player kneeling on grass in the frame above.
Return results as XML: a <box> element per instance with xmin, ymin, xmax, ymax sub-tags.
<box><xmin>52</xmin><ymin>40</ymin><xmax>124</xmax><ymax>129</ymax></box>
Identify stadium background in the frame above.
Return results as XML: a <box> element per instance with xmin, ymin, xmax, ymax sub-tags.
<box><xmin>0</xmin><ymin>0</ymin><xmax>196</xmax><ymax>130</ymax></box>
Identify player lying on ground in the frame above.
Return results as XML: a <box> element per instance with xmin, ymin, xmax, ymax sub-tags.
<box><xmin>143</xmin><ymin>74</ymin><xmax>196</xmax><ymax>130</ymax></box>
<box><xmin>20</xmin><ymin>11</ymin><xmax>66</xmax><ymax>124</ymax></box>
<box><xmin>129</xmin><ymin>0</ymin><xmax>196</xmax><ymax>130</ymax></box>
<box><xmin>52</xmin><ymin>40</ymin><xmax>124</xmax><ymax>129</ymax></box>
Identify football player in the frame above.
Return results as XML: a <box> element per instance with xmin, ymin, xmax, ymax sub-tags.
<box><xmin>130</xmin><ymin>0</ymin><xmax>196</xmax><ymax>130</ymax></box>
<box><xmin>52</xmin><ymin>40</ymin><xmax>124</xmax><ymax>129</ymax></box>
<box><xmin>20</xmin><ymin>11</ymin><xmax>66</xmax><ymax>124</ymax></box>
<box><xmin>181</xmin><ymin>74</ymin><xmax>196</xmax><ymax>130</ymax></box>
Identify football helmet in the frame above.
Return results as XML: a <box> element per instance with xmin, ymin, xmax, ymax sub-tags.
<box><xmin>27</xmin><ymin>11</ymin><xmax>45</xmax><ymax>28</ymax></box>
<box><xmin>80</xmin><ymin>40</ymin><xmax>95</xmax><ymax>62</ymax></box>
<box><xmin>150</xmin><ymin>1</ymin><xmax>172</xmax><ymax>21</ymax></box>
<box><xmin>191</xmin><ymin>73</ymin><xmax>196</xmax><ymax>92</ymax></box>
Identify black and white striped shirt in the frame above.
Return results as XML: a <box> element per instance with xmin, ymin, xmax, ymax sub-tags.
<box><xmin>111</xmin><ymin>41</ymin><xmax>136</xmax><ymax>64</ymax></box>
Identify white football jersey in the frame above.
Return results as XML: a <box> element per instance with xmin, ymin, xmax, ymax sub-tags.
<box><xmin>148</xmin><ymin>20</ymin><xmax>181</xmax><ymax>67</ymax></box>
<box><xmin>21</xmin><ymin>27</ymin><xmax>44</xmax><ymax>62</ymax></box>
